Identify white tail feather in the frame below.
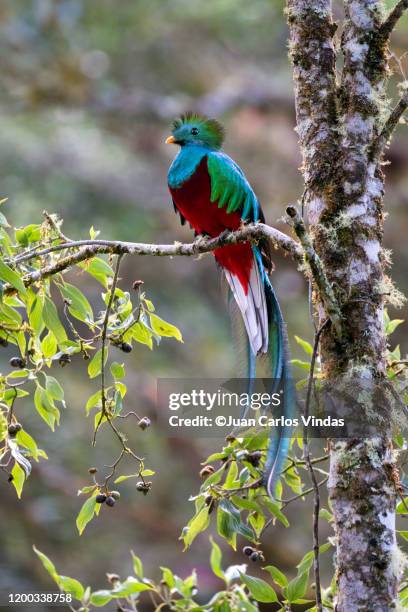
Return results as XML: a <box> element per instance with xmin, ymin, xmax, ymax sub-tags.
<box><xmin>224</xmin><ymin>259</ymin><xmax>268</xmax><ymax>355</ymax></box>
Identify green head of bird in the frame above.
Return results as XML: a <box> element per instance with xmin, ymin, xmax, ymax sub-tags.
<box><xmin>166</xmin><ymin>112</ymin><xmax>225</xmax><ymax>150</ymax></box>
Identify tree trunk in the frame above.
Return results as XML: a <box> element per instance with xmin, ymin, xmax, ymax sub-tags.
<box><xmin>287</xmin><ymin>0</ymin><xmax>400</xmax><ymax>608</ymax></box>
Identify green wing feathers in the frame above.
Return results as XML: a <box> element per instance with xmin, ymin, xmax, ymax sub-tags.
<box><xmin>207</xmin><ymin>152</ymin><xmax>260</xmax><ymax>221</ymax></box>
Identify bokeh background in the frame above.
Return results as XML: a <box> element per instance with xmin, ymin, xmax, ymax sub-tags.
<box><xmin>0</xmin><ymin>0</ymin><xmax>407</xmax><ymax>610</ymax></box>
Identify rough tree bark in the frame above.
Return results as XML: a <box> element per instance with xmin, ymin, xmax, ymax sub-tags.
<box><xmin>287</xmin><ymin>0</ymin><xmax>406</xmax><ymax>609</ymax></box>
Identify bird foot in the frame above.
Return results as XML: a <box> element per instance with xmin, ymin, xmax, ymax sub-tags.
<box><xmin>193</xmin><ymin>234</ymin><xmax>208</xmax><ymax>253</ymax></box>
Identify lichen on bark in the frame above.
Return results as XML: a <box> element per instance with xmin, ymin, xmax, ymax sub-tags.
<box><xmin>286</xmin><ymin>0</ymin><xmax>405</xmax><ymax>608</ymax></box>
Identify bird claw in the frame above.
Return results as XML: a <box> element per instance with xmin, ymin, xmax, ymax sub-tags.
<box><xmin>217</xmin><ymin>229</ymin><xmax>231</xmax><ymax>242</ymax></box>
<box><xmin>193</xmin><ymin>234</ymin><xmax>208</xmax><ymax>253</ymax></box>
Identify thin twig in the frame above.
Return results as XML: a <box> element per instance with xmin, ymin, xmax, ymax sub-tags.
<box><xmin>281</xmin><ymin>454</ymin><xmax>329</xmax><ymax>474</ymax></box>
<box><xmin>43</xmin><ymin>210</ymin><xmax>70</xmax><ymax>242</ymax></box>
<box><xmin>93</xmin><ymin>255</ymin><xmax>124</xmax><ymax>445</ymax></box>
<box><xmin>117</xmin><ymin>411</ymin><xmax>142</xmax><ymax>420</ymax></box>
<box><xmin>380</xmin><ymin>0</ymin><xmax>408</xmax><ymax>39</ymax></box>
<box><xmin>286</xmin><ymin>206</ymin><xmax>342</xmax><ymax>336</ymax></box>
<box><xmin>281</xmin><ymin>477</ymin><xmax>329</xmax><ymax>508</ymax></box>
<box><xmin>303</xmin><ymin>319</ymin><xmax>329</xmax><ymax>612</ymax></box>
<box><xmin>371</xmin><ymin>88</ymin><xmax>408</xmax><ymax>158</ymax></box>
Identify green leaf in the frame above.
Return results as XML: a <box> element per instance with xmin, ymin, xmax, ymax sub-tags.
<box><xmin>210</xmin><ymin>537</ymin><xmax>225</xmax><ymax>581</ymax></box>
<box><xmin>262</xmin><ymin>498</ymin><xmax>289</xmax><ymax>528</ymax></box>
<box><xmin>45</xmin><ymin>375</ymin><xmax>64</xmax><ymax>402</ymax></box>
<box><xmin>0</xmin><ymin>260</ymin><xmax>27</xmax><ymax>296</ymax></box>
<box><xmin>294</xmin><ymin>335</ymin><xmax>313</xmax><ymax>356</ymax></box>
<box><xmin>113</xmin><ymin>473</ymin><xmax>137</xmax><ymax>484</ymax></box>
<box><xmin>141</xmin><ymin>469</ymin><xmax>155</xmax><ymax>476</ymax></box>
<box><xmin>132</xmin><ymin>551</ymin><xmax>144</xmax><ymax>578</ymax></box>
<box><xmin>231</xmin><ymin>496</ymin><xmax>262</xmax><ymax>513</ymax></box>
<box><xmin>149</xmin><ymin>313</ymin><xmax>183</xmax><ymax>342</ymax></box>
<box><xmin>86</xmin><ymin>389</ymin><xmax>102</xmax><ymax>414</ymax></box>
<box><xmin>0</xmin><ymin>302</ymin><xmax>22</xmax><ymax>325</ymax></box>
<box><xmin>88</xmin><ymin>349</ymin><xmax>108</xmax><ymax>379</ymax></box>
<box><xmin>263</xmin><ymin>565</ymin><xmax>288</xmax><ymax>588</ymax></box>
<box><xmin>76</xmin><ymin>495</ymin><xmax>97</xmax><ymax>535</ymax></box>
<box><xmin>296</xmin><ymin>543</ymin><xmax>331</xmax><ymax>575</ymax></box>
<box><xmin>239</xmin><ymin>573</ymin><xmax>278</xmax><ymax>603</ymax></box>
<box><xmin>16</xmin><ymin>224</ymin><xmax>41</xmax><ymax>246</ymax></box>
<box><xmin>248</xmin><ymin>511</ymin><xmax>265</xmax><ymax>538</ymax></box>
<box><xmin>29</xmin><ymin>293</ymin><xmax>45</xmax><ymax>335</ymax></box>
<box><xmin>16</xmin><ymin>429</ymin><xmax>40</xmax><ymax>461</ymax></box>
<box><xmin>286</xmin><ymin>571</ymin><xmax>308</xmax><ymax>603</ymax></box>
<box><xmin>142</xmin><ymin>297</ymin><xmax>155</xmax><ymax>312</ymax></box>
<box><xmin>110</xmin><ymin>362</ymin><xmax>125</xmax><ymax>379</ymax></box>
<box><xmin>90</xmin><ymin>590</ymin><xmax>114</xmax><ymax>607</ymax></box>
<box><xmin>183</xmin><ymin>506</ymin><xmax>210</xmax><ymax>548</ymax></box>
<box><xmin>33</xmin><ymin>546</ymin><xmax>60</xmax><ymax>584</ymax></box>
<box><xmin>78</xmin><ymin>485</ymin><xmax>97</xmax><ymax>496</ymax></box>
<box><xmin>161</xmin><ymin>567</ymin><xmax>176</xmax><ymax>589</ymax></box>
<box><xmin>41</xmin><ymin>330</ymin><xmax>58</xmax><ymax>358</ymax></box>
<box><xmin>58</xmin><ymin>282</ymin><xmax>94</xmax><ymax>323</ymax></box>
<box><xmin>385</xmin><ymin>317</ymin><xmax>404</xmax><ymax>336</ymax></box>
<box><xmin>291</xmin><ymin>359</ymin><xmax>311</xmax><ymax>371</ymax></box>
<box><xmin>34</xmin><ymin>385</ymin><xmax>59</xmax><ymax>430</ymax></box>
<box><xmin>79</xmin><ymin>257</ymin><xmax>113</xmax><ymax>287</ymax></box>
<box><xmin>216</xmin><ymin>499</ymin><xmax>253</xmax><ymax>545</ymax></box>
<box><xmin>59</xmin><ymin>576</ymin><xmax>85</xmax><ymax>600</ymax></box>
<box><xmin>111</xmin><ymin>577</ymin><xmax>152</xmax><ymax>597</ymax></box>
<box><xmin>224</xmin><ymin>461</ymin><xmax>239</xmax><ymax>489</ymax></box>
<box><xmin>319</xmin><ymin>508</ymin><xmax>332</xmax><ymax>522</ymax></box>
<box><xmin>11</xmin><ymin>462</ymin><xmax>25</xmax><ymax>498</ymax></box>
<box><xmin>126</xmin><ymin>322</ymin><xmax>153</xmax><ymax>349</ymax></box>
<box><xmin>43</xmin><ymin>296</ymin><xmax>67</xmax><ymax>345</ymax></box>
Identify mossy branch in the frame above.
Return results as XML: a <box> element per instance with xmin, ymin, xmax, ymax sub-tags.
<box><xmin>371</xmin><ymin>88</ymin><xmax>408</xmax><ymax>158</ymax></box>
<box><xmin>286</xmin><ymin>206</ymin><xmax>342</xmax><ymax>336</ymax></box>
<box><xmin>14</xmin><ymin>223</ymin><xmax>302</xmax><ymax>290</ymax></box>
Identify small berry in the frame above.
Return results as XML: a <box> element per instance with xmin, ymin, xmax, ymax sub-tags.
<box><xmin>200</xmin><ymin>465</ymin><xmax>215</xmax><ymax>478</ymax></box>
<box><xmin>9</xmin><ymin>356</ymin><xmax>26</xmax><ymax>369</ymax></box>
<box><xmin>58</xmin><ymin>353</ymin><xmax>71</xmax><ymax>366</ymax></box>
<box><xmin>132</xmin><ymin>280</ymin><xmax>144</xmax><ymax>290</ymax></box>
<box><xmin>243</xmin><ymin>546</ymin><xmax>254</xmax><ymax>557</ymax></box>
<box><xmin>88</xmin><ymin>467</ymin><xmax>98</xmax><ymax>474</ymax></box>
<box><xmin>8</xmin><ymin>423</ymin><xmax>22</xmax><ymax>437</ymax></box>
<box><xmin>7</xmin><ymin>474</ymin><xmax>14</xmax><ymax>483</ymax></box>
<box><xmin>250</xmin><ymin>551</ymin><xmax>260</xmax><ymax>562</ymax></box>
<box><xmin>136</xmin><ymin>481</ymin><xmax>151</xmax><ymax>495</ymax></box>
<box><xmin>110</xmin><ymin>490</ymin><xmax>121</xmax><ymax>500</ymax></box>
<box><xmin>96</xmin><ymin>493</ymin><xmax>107</xmax><ymax>504</ymax></box>
<box><xmin>120</xmin><ymin>342</ymin><xmax>132</xmax><ymax>353</ymax></box>
<box><xmin>105</xmin><ymin>496</ymin><xmax>116</xmax><ymax>507</ymax></box>
<box><xmin>138</xmin><ymin>417</ymin><xmax>151</xmax><ymax>430</ymax></box>
<box><xmin>0</xmin><ymin>337</ymin><xmax>9</xmax><ymax>347</ymax></box>
<box><xmin>247</xmin><ymin>451</ymin><xmax>262</xmax><ymax>467</ymax></box>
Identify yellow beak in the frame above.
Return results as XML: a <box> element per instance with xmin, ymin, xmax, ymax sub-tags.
<box><xmin>165</xmin><ymin>135</ymin><xmax>176</xmax><ymax>144</ymax></box>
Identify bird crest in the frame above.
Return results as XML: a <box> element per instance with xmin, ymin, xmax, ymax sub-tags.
<box><xmin>171</xmin><ymin>112</ymin><xmax>225</xmax><ymax>149</ymax></box>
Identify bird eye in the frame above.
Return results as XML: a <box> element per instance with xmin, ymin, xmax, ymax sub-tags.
<box><xmin>191</xmin><ymin>127</ymin><xmax>199</xmax><ymax>135</ymax></box>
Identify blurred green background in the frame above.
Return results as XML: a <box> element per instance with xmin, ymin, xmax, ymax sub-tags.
<box><xmin>0</xmin><ymin>0</ymin><xmax>407</xmax><ymax>610</ymax></box>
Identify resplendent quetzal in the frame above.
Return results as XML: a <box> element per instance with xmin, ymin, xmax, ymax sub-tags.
<box><xmin>166</xmin><ymin>113</ymin><xmax>293</xmax><ymax>498</ymax></box>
